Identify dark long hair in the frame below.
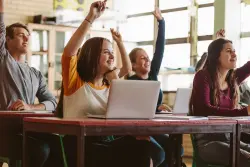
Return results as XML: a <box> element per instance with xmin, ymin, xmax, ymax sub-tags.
<box><xmin>189</xmin><ymin>38</ymin><xmax>239</xmax><ymax>115</ymax></box>
<box><xmin>55</xmin><ymin>37</ymin><xmax>110</xmax><ymax>118</ymax></box>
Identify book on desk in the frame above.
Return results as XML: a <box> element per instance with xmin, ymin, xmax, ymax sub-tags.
<box><xmin>154</xmin><ymin>114</ymin><xmax>208</xmax><ymax>120</ymax></box>
<box><xmin>208</xmin><ymin>116</ymin><xmax>250</xmax><ymax>120</ymax></box>
<box><xmin>0</xmin><ymin>110</ymin><xmax>53</xmax><ymax>114</ymax></box>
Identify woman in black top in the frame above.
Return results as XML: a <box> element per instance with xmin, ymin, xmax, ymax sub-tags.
<box><xmin>127</xmin><ymin>8</ymin><xmax>182</xmax><ymax>167</ymax></box>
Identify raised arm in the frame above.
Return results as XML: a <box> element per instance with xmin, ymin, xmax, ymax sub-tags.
<box><xmin>63</xmin><ymin>1</ymin><xmax>107</xmax><ymax>57</ymax></box>
<box><xmin>0</xmin><ymin>0</ymin><xmax>3</xmax><ymax>13</ymax></box>
<box><xmin>110</xmin><ymin>28</ymin><xmax>132</xmax><ymax>78</ymax></box>
<box><xmin>236</xmin><ymin>61</ymin><xmax>250</xmax><ymax>84</ymax></box>
<box><xmin>150</xmin><ymin>7</ymin><xmax>165</xmax><ymax>79</ymax></box>
<box><xmin>192</xmin><ymin>70</ymin><xmax>250</xmax><ymax>117</ymax></box>
<box><xmin>0</xmin><ymin>0</ymin><xmax>7</xmax><ymax>58</ymax></box>
<box><xmin>62</xmin><ymin>1</ymin><xmax>107</xmax><ymax>94</ymax></box>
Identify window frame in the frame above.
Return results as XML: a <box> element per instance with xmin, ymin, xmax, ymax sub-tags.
<box><xmin>122</xmin><ymin>1</ymin><xmax>214</xmax><ymax>70</ymax></box>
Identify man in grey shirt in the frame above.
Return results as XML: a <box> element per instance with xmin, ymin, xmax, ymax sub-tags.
<box><xmin>0</xmin><ymin>10</ymin><xmax>56</xmax><ymax>111</ymax></box>
<box><xmin>0</xmin><ymin>1</ymin><xmax>59</xmax><ymax>166</ymax></box>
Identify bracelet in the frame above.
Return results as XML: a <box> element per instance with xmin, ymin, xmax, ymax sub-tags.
<box><xmin>85</xmin><ymin>18</ymin><xmax>92</xmax><ymax>24</ymax></box>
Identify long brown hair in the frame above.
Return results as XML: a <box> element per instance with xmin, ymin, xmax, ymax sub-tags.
<box><xmin>55</xmin><ymin>37</ymin><xmax>111</xmax><ymax>118</ymax></box>
<box><xmin>189</xmin><ymin>38</ymin><xmax>239</xmax><ymax>115</ymax></box>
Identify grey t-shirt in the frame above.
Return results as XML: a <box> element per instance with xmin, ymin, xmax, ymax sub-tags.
<box><xmin>0</xmin><ymin>14</ymin><xmax>57</xmax><ymax>110</ymax></box>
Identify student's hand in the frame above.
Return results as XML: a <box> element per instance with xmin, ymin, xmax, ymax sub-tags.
<box><xmin>158</xmin><ymin>104</ymin><xmax>172</xmax><ymax>112</ymax></box>
<box><xmin>135</xmin><ymin>136</ymin><xmax>150</xmax><ymax>141</ymax></box>
<box><xmin>105</xmin><ymin>68</ymin><xmax>120</xmax><ymax>81</ymax></box>
<box><xmin>8</xmin><ymin>99</ymin><xmax>32</xmax><ymax>111</ymax></box>
<box><xmin>216</xmin><ymin>29</ymin><xmax>225</xmax><ymax>39</ymax></box>
<box><xmin>110</xmin><ymin>28</ymin><xmax>122</xmax><ymax>43</ymax></box>
<box><xmin>153</xmin><ymin>7</ymin><xmax>163</xmax><ymax>21</ymax></box>
<box><xmin>87</xmin><ymin>0</ymin><xmax>107</xmax><ymax>22</ymax></box>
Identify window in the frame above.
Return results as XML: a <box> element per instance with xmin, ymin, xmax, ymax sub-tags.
<box><xmin>196</xmin><ymin>0</ymin><xmax>214</xmax><ymax>5</ymax></box>
<box><xmin>160</xmin><ymin>0</ymin><xmax>191</xmax><ymax>10</ymax></box>
<box><xmin>31</xmin><ymin>54</ymin><xmax>48</xmax><ymax>80</ymax></box>
<box><xmin>240</xmin><ymin>38</ymin><xmax>250</xmax><ymax>66</ymax></box>
<box><xmin>162</xmin><ymin>43</ymin><xmax>190</xmax><ymax>69</ymax></box>
<box><xmin>119</xmin><ymin>15</ymin><xmax>154</xmax><ymax>42</ymax></box>
<box><xmin>115</xmin><ymin>0</ymin><xmax>155</xmax><ymax>15</ymax></box>
<box><xmin>158</xmin><ymin>74</ymin><xmax>194</xmax><ymax>91</ymax></box>
<box><xmin>31</xmin><ymin>30</ymin><xmax>48</xmax><ymax>52</ymax></box>
<box><xmin>198</xmin><ymin>7</ymin><xmax>214</xmax><ymax>36</ymax></box>
<box><xmin>123</xmin><ymin>42</ymin><xmax>138</xmax><ymax>55</ymax></box>
<box><xmin>92</xmin><ymin>20</ymin><xmax>116</xmax><ymax>31</ymax></box>
<box><xmin>162</xmin><ymin>10</ymin><xmax>190</xmax><ymax>39</ymax></box>
<box><xmin>241</xmin><ymin>3</ymin><xmax>250</xmax><ymax>32</ymax></box>
<box><xmin>197</xmin><ymin>40</ymin><xmax>212</xmax><ymax>57</ymax></box>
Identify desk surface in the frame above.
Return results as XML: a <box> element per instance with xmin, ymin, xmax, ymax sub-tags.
<box><xmin>23</xmin><ymin>117</ymin><xmax>238</xmax><ymax>138</ymax></box>
<box><xmin>23</xmin><ymin>117</ymin><xmax>237</xmax><ymax>127</ymax></box>
<box><xmin>237</xmin><ymin>120</ymin><xmax>250</xmax><ymax>124</ymax></box>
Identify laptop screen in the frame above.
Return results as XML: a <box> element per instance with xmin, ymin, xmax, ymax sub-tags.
<box><xmin>172</xmin><ymin>88</ymin><xmax>192</xmax><ymax>115</ymax></box>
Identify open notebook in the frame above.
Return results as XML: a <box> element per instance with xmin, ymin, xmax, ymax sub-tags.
<box><xmin>0</xmin><ymin>110</ymin><xmax>53</xmax><ymax>114</ymax></box>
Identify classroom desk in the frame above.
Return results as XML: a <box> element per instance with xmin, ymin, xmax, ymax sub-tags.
<box><xmin>0</xmin><ymin>112</ymin><xmax>54</xmax><ymax>160</ymax></box>
<box><xmin>22</xmin><ymin>118</ymin><xmax>237</xmax><ymax>167</ymax></box>
<box><xmin>235</xmin><ymin>120</ymin><xmax>250</xmax><ymax>167</ymax></box>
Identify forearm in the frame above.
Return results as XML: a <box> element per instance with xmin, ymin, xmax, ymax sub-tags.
<box><xmin>0</xmin><ymin>13</ymin><xmax>7</xmax><ymax>57</ymax></box>
<box><xmin>117</xmin><ymin>41</ymin><xmax>132</xmax><ymax>77</ymax></box>
<box><xmin>29</xmin><ymin>103</ymin><xmax>46</xmax><ymax>110</ymax></box>
<box><xmin>154</xmin><ymin>19</ymin><xmax>165</xmax><ymax>56</ymax></box>
<box><xmin>236</xmin><ymin>61</ymin><xmax>250</xmax><ymax>84</ymax></box>
<box><xmin>63</xmin><ymin>14</ymin><xmax>95</xmax><ymax>57</ymax></box>
<box><xmin>0</xmin><ymin>0</ymin><xmax>4</xmax><ymax>13</ymax></box>
<box><xmin>151</xmin><ymin>19</ymin><xmax>165</xmax><ymax>75</ymax></box>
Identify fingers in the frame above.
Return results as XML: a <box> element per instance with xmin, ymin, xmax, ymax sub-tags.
<box><xmin>15</xmin><ymin>103</ymin><xmax>25</xmax><ymax>111</ymax></box>
<box><xmin>7</xmin><ymin>102</ymin><xmax>16</xmax><ymax>110</ymax></box>
<box><xmin>8</xmin><ymin>100</ymin><xmax>22</xmax><ymax>110</ymax></box>
<box><xmin>12</xmin><ymin>101</ymin><xmax>24</xmax><ymax>111</ymax></box>
<box><xmin>110</xmin><ymin>28</ymin><xmax>120</xmax><ymax>37</ymax></box>
<box><xmin>100</xmin><ymin>0</ymin><xmax>107</xmax><ymax>12</ymax></box>
<box><xmin>110</xmin><ymin>28</ymin><xmax>114</xmax><ymax>34</ymax></box>
<box><xmin>7</xmin><ymin>99</ymin><xmax>28</xmax><ymax>111</ymax></box>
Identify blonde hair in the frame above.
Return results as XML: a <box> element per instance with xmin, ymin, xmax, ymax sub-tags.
<box><xmin>129</xmin><ymin>48</ymin><xmax>144</xmax><ymax>71</ymax></box>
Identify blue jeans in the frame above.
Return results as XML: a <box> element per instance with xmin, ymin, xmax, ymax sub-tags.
<box><xmin>150</xmin><ymin>136</ymin><xmax>166</xmax><ymax>167</ymax></box>
<box><xmin>152</xmin><ymin>134</ymin><xmax>184</xmax><ymax>167</ymax></box>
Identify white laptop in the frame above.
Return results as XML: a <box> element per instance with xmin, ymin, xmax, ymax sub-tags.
<box><xmin>154</xmin><ymin>88</ymin><xmax>205</xmax><ymax>120</ymax></box>
<box><xmin>87</xmin><ymin>80</ymin><xmax>160</xmax><ymax>119</ymax></box>
<box><xmin>172</xmin><ymin>88</ymin><xmax>192</xmax><ymax>115</ymax></box>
